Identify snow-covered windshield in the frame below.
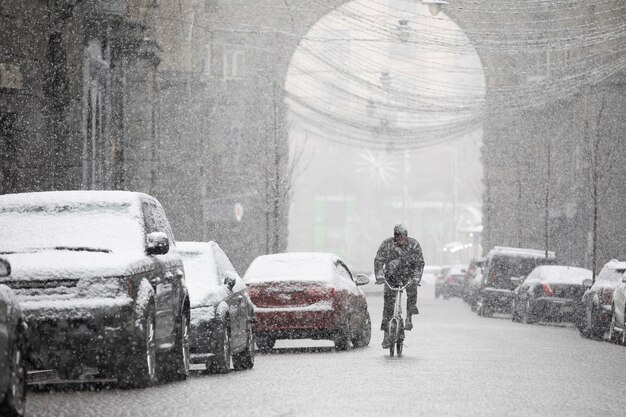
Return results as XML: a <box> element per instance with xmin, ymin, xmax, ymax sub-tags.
<box><xmin>597</xmin><ymin>268</ymin><xmax>625</xmax><ymax>283</ymax></box>
<box><xmin>0</xmin><ymin>202</ymin><xmax>144</xmax><ymax>255</ymax></box>
<box><xmin>180</xmin><ymin>251</ymin><xmax>221</xmax><ymax>292</ymax></box>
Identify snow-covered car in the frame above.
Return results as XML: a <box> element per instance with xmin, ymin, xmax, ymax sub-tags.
<box><xmin>608</xmin><ymin>271</ymin><xmax>626</xmax><ymax>345</ymax></box>
<box><xmin>439</xmin><ymin>264</ymin><xmax>466</xmax><ymax>299</ymax></box>
<box><xmin>178</xmin><ymin>241</ymin><xmax>255</xmax><ymax>373</ymax></box>
<box><xmin>511</xmin><ymin>265</ymin><xmax>591</xmax><ymax>324</ymax></box>
<box><xmin>0</xmin><ymin>191</ymin><xmax>190</xmax><ymax>387</ymax></box>
<box><xmin>467</xmin><ymin>267</ymin><xmax>484</xmax><ymax>311</ymax></box>
<box><xmin>0</xmin><ymin>259</ymin><xmax>27</xmax><ymax>417</ymax></box>
<box><xmin>421</xmin><ymin>265</ymin><xmax>441</xmax><ymax>286</ymax></box>
<box><xmin>462</xmin><ymin>258</ymin><xmax>485</xmax><ymax>303</ymax></box>
<box><xmin>434</xmin><ymin>265</ymin><xmax>450</xmax><ymax>298</ymax></box>
<box><xmin>244</xmin><ymin>252</ymin><xmax>371</xmax><ymax>351</ymax></box>
<box><xmin>579</xmin><ymin>259</ymin><xmax>626</xmax><ymax>339</ymax></box>
<box><xmin>477</xmin><ymin>247</ymin><xmax>556</xmax><ymax>317</ymax></box>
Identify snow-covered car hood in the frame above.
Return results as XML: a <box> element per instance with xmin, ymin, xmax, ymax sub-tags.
<box><xmin>189</xmin><ymin>285</ymin><xmax>231</xmax><ymax>309</ymax></box>
<box><xmin>1</xmin><ymin>250</ymin><xmax>151</xmax><ymax>281</ymax></box>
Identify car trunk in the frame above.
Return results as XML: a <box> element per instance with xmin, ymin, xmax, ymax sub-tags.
<box><xmin>247</xmin><ymin>281</ymin><xmax>336</xmax><ymax>308</ymax></box>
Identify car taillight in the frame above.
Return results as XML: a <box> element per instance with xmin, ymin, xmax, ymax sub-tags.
<box><xmin>600</xmin><ymin>288</ymin><xmax>613</xmax><ymax>305</ymax></box>
<box><xmin>542</xmin><ymin>282</ymin><xmax>554</xmax><ymax>297</ymax></box>
<box><xmin>126</xmin><ymin>276</ymin><xmax>135</xmax><ymax>298</ymax></box>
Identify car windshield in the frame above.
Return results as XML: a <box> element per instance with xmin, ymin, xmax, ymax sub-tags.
<box><xmin>597</xmin><ymin>269</ymin><xmax>626</xmax><ymax>283</ymax></box>
<box><xmin>0</xmin><ymin>202</ymin><xmax>144</xmax><ymax>255</ymax></box>
<box><xmin>180</xmin><ymin>251</ymin><xmax>221</xmax><ymax>294</ymax></box>
<box><xmin>244</xmin><ymin>256</ymin><xmax>334</xmax><ymax>284</ymax></box>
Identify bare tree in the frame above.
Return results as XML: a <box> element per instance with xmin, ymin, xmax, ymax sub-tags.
<box><xmin>256</xmin><ymin>103</ymin><xmax>310</xmax><ymax>254</ymax></box>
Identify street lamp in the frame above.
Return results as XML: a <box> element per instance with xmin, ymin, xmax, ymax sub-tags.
<box><xmin>421</xmin><ymin>0</ymin><xmax>449</xmax><ymax>16</ymax></box>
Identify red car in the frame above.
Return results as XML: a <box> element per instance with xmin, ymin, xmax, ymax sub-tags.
<box><xmin>243</xmin><ymin>252</ymin><xmax>371</xmax><ymax>351</ymax></box>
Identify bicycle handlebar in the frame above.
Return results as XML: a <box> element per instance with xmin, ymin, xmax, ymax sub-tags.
<box><xmin>379</xmin><ymin>279</ymin><xmax>418</xmax><ymax>291</ymax></box>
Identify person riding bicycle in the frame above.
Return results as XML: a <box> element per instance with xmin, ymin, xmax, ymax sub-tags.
<box><xmin>374</xmin><ymin>224</ymin><xmax>424</xmax><ymax>349</ymax></box>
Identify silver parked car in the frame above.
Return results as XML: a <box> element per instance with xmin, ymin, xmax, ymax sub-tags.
<box><xmin>178</xmin><ymin>241</ymin><xmax>255</xmax><ymax>374</ymax></box>
<box><xmin>0</xmin><ymin>258</ymin><xmax>27</xmax><ymax>417</ymax></box>
<box><xmin>579</xmin><ymin>259</ymin><xmax>626</xmax><ymax>339</ymax></box>
<box><xmin>609</xmin><ymin>270</ymin><xmax>626</xmax><ymax>345</ymax></box>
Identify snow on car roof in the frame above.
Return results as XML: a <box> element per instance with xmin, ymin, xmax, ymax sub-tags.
<box><xmin>604</xmin><ymin>259</ymin><xmax>626</xmax><ymax>271</ymax></box>
<box><xmin>533</xmin><ymin>265</ymin><xmax>592</xmax><ymax>284</ymax></box>
<box><xmin>489</xmin><ymin>246</ymin><xmax>555</xmax><ymax>259</ymax></box>
<box><xmin>0</xmin><ymin>190</ymin><xmax>150</xmax><ymax>209</ymax></box>
<box><xmin>244</xmin><ymin>252</ymin><xmax>340</xmax><ymax>283</ymax></box>
<box><xmin>177</xmin><ymin>241</ymin><xmax>212</xmax><ymax>254</ymax></box>
<box><xmin>177</xmin><ymin>241</ymin><xmax>222</xmax><ymax>308</ymax></box>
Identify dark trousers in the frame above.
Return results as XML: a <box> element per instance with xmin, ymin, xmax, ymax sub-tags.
<box><xmin>381</xmin><ymin>280</ymin><xmax>418</xmax><ymax>331</ymax></box>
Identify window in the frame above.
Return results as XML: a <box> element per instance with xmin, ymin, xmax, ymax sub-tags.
<box><xmin>223</xmin><ymin>50</ymin><xmax>245</xmax><ymax>80</ymax></box>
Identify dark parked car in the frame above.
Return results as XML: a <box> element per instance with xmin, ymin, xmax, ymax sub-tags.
<box><xmin>0</xmin><ymin>191</ymin><xmax>190</xmax><ymax>387</ymax></box>
<box><xmin>511</xmin><ymin>265</ymin><xmax>591</xmax><ymax>323</ymax></box>
<box><xmin>477</xmin><ymin>247</ymin><xmax>556</xmax><ymax>317</ymax></box>
<box><xmin>579</xmin><ymin>259</ymin><xmax>626</xmax><ymax>339</ymax></box>
<box><xmin>0</xmin><ymin>259</ymin><xmax>27</xmax><ymax>417</ymax></box>
<box><xmin>178</xmin><ymin>241</ymin><xmax>255</xmax><ymax>373</ymax></box>
<box><xmin>244</xmin><ymin>252</ymin><xmax>371</xmax><ymax>351</ymax></box>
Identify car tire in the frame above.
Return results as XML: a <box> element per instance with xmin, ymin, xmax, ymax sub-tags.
<box><xmin>621</xmin><ymin>308</ymin><xmax>626</xmax><ymax>346</ymax></box>
<box><xmin>523</xmin><ymin>300</ymin><xmax>536</xmax><ymax>324</ymax></box>
<box><xmin>255</xmin><ymin>336</ymin><xmax>276</xmax><ymax>352</ymax></box>
<box><xmin>0</xmin><ymin>324</ymin><xmax>27</xmax><ymax>417</ymax></box>
<box><xmin>207</xmin><ymin>323</ymin><xmax>230</xmax><ymax>374</ymax></box>
<box><xmin>118</xmin><ymin>304</ymin><xmax>157</xmax><ymax>388</ymax></box>
<box><xmin>157</xmin><ymin>310</ymin><xmax>190</xmax><ymax>382</ymax></box>
<box><xmin>511</xmin><ymin>301</ymin><xmax>520</xmax><ymax>322</ymax></box>
<box><xmin>352</xmin><ymin>312</ymin><xmax>372</xmax><ymax>348</ymax></box>
<box><xmin>232</xmin><ymin>322</ymin><xmax>255</xmax><ymax>371</ymax></box>
<box><xmin>608</xmin><ymin>305</ymin><xmax>618</xmax><ymax>343</ymax></box>
<box><xmin>334</xmin><ymin>326</ymin><xmax>351</xmax><ymax>351</ymax></box>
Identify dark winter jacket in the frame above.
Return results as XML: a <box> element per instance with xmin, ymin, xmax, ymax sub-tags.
<box><xmin>374</xmin><ymin>237</ymin><xmax>425</xmax><ymax>286</ymax></box>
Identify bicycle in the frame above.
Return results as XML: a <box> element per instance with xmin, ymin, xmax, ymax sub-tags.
<box><xmin>382</xmin><ymin>279</ymin><xmax>413</xmax><ymax>358</ymax></box>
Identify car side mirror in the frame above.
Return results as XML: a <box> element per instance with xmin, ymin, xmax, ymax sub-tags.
<box><xmin>224</xmin><ymin>272</ymin><xmax>237</xmax><ymax>291</ymax></box>
<box><xmin>0</xmin><ymin>259</ymin><xmax>10</xmax><ymax>277</ymax></box>
<box><xmin>146</xmin><ymin>232</ymin><xmax>170</xmax><ymax>255</ymax></box>
<box><xmin>354</xmin><ymin>274</ymin><xmax>370</xmax><ymax>286</ymax></box>
<box><xmin>582</xmin><ymin>278</ymin><xmax>593</xmax><ymax>288</ymax></box>
<box><xmin>510</xmin><ymin>276</ymin><xmax>524</xmax><ymax>287</ymax></box>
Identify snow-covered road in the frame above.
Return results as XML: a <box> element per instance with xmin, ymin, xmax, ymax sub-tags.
<box><xmin>26</xmin><ymin>285</ymin><xmax>626</xmax><ymax>417</ymax></box>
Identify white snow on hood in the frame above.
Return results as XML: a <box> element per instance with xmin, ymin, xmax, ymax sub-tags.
<box><xmin>244</xmin><ymin>252</ymin><xmax>338</xmax><ymax>284</ymax></box>
<box><xmin>1</xmin><ymin>251</ymin><xmax>152</xmax><ymax>281</ymax></box>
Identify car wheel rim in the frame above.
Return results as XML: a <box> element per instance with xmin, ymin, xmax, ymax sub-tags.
<box><xmin>146</xmin><ymin>317</ymin><xmax>156</xmax><ymax>379</ymax></box>
<box><xmin>182</xmin><ymin>315</ymin><xmax>190</xmax><ymax>373</ymax></box>
<box><xmin>11</xmin><ymin>347</ymin><xmax>25</xmax><ymax>414</ymax></box>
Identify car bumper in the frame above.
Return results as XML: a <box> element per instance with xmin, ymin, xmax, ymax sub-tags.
<box><xmin>483</xmin><ymin>288</ymin><xmax>514</xmax><ymax>311</ymax></box>
<box><xmin>533</xmin><ymin>297</ymin><xmax>577</xmax><ymax>320</ymax></box>
<box><xmin>20</xmin><ymin>297</ymin><xmax>136</xmax><ymax>369</ymax></box>
<box><xmin>253</xmin><ymin>302</ymin><xmax>339</xmax><ymax>336</ymax></box>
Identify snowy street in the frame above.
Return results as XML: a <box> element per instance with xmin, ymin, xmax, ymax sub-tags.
<box><xmin>25</xmin><ymin>284</ymin><xmax>625</xmax><ymax>417</ymax></box>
